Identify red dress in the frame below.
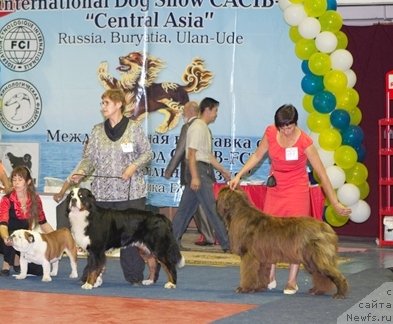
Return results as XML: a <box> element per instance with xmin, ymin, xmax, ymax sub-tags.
<box><xmin>263</xmin><ymin>125</ymin><xmax>313</xmax><ymax>217</ymax></box>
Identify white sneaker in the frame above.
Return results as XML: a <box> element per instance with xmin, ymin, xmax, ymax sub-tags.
<box><xmin>267</xmin><ymin>279</ymin><xmax>277</xmax><ymax>290</ymax></box>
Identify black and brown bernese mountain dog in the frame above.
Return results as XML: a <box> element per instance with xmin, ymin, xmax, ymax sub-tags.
<box><xmin>66</xmin><ymin>188</ymin><xmax>185</xmax><ymax>289</ymax></box>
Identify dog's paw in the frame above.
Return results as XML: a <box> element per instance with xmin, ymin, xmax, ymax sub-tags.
<box><xmin>142</xmin><ymin>279</ymin><xmax>154</xmax><ymax>286</ymax></box>
<box><xmin>14</xmin><ymin>274</ymin><xmax>26</xmax><ymax>280</ymax></box>
<box><xmin>69</xmin><ymin>271</ymin><xmax>78</xmax><ymax>279</ymax></box>
<box><xmin>81</xmin><ymin>282</ymin><xmax>94</xmax><ymax>290</ymax></box>
<box><xmin>93</xmin><ymin>276</ymin><xmax>103</xmax><ymax>288</ymax></box>
<box><xmin>164</xmin><ymin>282</ymin><xmax>176</xmax><ymax>289</ymax></box>
<box><xmin>333</xmin><ymin>293</ymin><xmax>346</xmax><ymax>299</ymax></box>
<box><xmin>98</xmin><ymin>62</ymin><xmax>108</xmax><ymax>74</ymax></box>
<box><xmin>235</xmin><ymin>286</ymin><xmax>254</xmax><ymax>293</ymax></box>
<box><xmin>50</xmin><ymin>271</ymin><xmax>58</xmax><ymax>277</ymax></box>
<box><xmin>42</xmin><ymin>276</ymin><xmax>52</xmax><ymax>282</ymax></box>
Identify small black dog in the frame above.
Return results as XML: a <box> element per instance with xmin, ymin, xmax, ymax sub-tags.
<box><xmin>66</xmin><ymin>188</ymin><xmax>184</xmax><ymax>289</ymax></box>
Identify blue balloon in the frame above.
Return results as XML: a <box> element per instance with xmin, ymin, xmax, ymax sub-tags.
<box><xmin>301</xmin><ymin>74</ymin><xmax>324</xmax><ymax>95</ymax></box>
<box><xmin>342</xmin><ymin>125</ymin><xmax>364</xmax><ymax>147</ymax></box>
<box><xmin>327</xmin><ymin>0</ymin><xmax>337</xmax><ymax>10</ymax></box>
<box><xmin>313</xmin><ymin>90</ymin><xmax>336</xmax><ymax>114</ymax></box>
<box><xmin>301</xmin><ymin>60</ymin><xmax>311</xmax><ymax>75</ymax></box>
<box><xmin>355</xmin><ymin>144</ymin><xmax>366</xmax><ymax>162</ymax></box>
<box><xmin>330</xmin><ymin>109</ymin><xmax>350</xmax><ymax>130</ymax></box>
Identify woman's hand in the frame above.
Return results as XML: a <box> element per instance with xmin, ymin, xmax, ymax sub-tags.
<box><xmin>332</xmin><ymin>202</ymin><xmax>352</xmax><ymax>216</ymax></box>
<box><xmin>53</xmin><ymin>192</ymin><xmax>64</xmax><ymax>203</ymax></box>
<box><xmin>190</xmin><ymin>177</ymin><xmax>201</xmax><ymax>191</ymax></box>
<box><xmin>228</xmin><ymin>176</ymin><xmax>240</xmax><ymax>190</ymax></box>
<box><xmin>122</xmin><ymin>164</ymin><xmax>137</xmax><ymax>180</ymax></box>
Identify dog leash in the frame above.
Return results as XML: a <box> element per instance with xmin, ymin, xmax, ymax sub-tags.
<box><xmin>72</xmin><ymin>173</ymin><xmax>132</xmax><ymax>200</ymax></box>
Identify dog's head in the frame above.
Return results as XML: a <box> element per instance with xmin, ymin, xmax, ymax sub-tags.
<box><xmin>66</xmin><ymin>187</ymin><xmax>96</xmax><ymax>212</ymax></box>
<box><xmin>10</xmin><ymin>229</ymin><xmax>36</xmax><ymax>252</ymax></box>
<box><xmin>216</xmin><ymin>186</ymin><xmax>249</xmax><ymax>227</ymax></box>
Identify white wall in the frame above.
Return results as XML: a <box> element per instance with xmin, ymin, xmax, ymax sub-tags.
<box><xmin>338</xmin><ymin>0</ymin><xmax>393</xmax><ymax>25</ymax></box>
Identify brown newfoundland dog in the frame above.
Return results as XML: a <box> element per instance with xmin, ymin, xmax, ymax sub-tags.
<box><xmin>216</xmin><ymin>187</ymin><xmax>348</xmax><ymax>299</ymax></box>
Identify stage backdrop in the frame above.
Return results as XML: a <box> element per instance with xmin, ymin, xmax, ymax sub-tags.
<box><xmin>0</xmin><ymin>1</ymin><xmax>304</xmax><ymax>207</ymax></box>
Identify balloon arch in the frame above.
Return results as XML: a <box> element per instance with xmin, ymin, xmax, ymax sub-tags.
<box><xmin>279</xmin><ymin>0</ymin><xmax>370</xmax><ymax>226</ymax></box>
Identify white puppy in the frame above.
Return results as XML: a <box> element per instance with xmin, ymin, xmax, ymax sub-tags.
<box><xmin>10</xmin><ymin>228</ymin><xmax>78</xmax><ymax>282</ymax></box>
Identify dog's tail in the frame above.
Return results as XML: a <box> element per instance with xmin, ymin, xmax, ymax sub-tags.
<box><xmin>182</xmin><ymin>58</ymin><xmax>213</xmax><ymax>93</ymax></box>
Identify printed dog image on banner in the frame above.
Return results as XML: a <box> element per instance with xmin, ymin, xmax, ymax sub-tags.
<box><xmin>97</xmin><ymin>51</ymin><xmax>213</xmax><ymax>133</ymax></box>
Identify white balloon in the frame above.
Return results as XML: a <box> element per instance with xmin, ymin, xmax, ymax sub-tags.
<box><xmin>344</xmin><ymin>69</ymin><xmax>357</xmax><ymax>88</ymax></box>
<box><xmin>318</xmin><ymin>148</ymin><xmax>335</xmax><ymax>168</ymax></box>
<box><xmin>337</xmin><ymin>183</ymin><xmax>360</xmax><ymax>206</ymax></box>
<box><xmin>349</xmin><ymin>200</ymin><xmax>371</xmax><ymax>223</ymax></box>
<box><xmin>278</xmin><ymin>0</ymin><xmax>291</xmax><ymax>10</ymax></box>
<box><xmin>326</xmin><ymin>165</ymin><xmax>346</xmax><ymax>189</ymax></box>
<box><xmin>283</xmin><ymin>4</ymin><xmax>307</xmax><ymax>27</ymax></box>
<box><xmin>330</xmin><ymin>49</ymin><xmax>353</xmax><ymax>71</ymax></box>
<box><xmin>315</xmin><ymin>31</ymin><xmax>338</xmax><ymax>53</ymax></box>
<box><xmin>298</xmin><ymin>17</ymin><xmax>321</xmax><ymax>39</ymax></box>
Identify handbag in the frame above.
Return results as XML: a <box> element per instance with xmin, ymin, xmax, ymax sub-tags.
<box><xmin>266</xmin><ymin>174</ymin><xmax>276</xmax><ymax>187</ymax></box>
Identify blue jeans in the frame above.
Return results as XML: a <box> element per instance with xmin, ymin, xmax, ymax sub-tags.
<box><xmin>172</xmin><ymin>163</ymin><xmax>229</xmax><ymax>250</ymax></box>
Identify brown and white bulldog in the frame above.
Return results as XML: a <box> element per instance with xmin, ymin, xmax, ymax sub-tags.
<box><xmin>10</xmin><ymin>228</ymin><xmax>78</xmax><ymax>282</ymax></box>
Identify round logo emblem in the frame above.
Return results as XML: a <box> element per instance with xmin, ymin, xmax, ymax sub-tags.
<box><xmin>0</xmin><ymin>80</ymin><xmax>42</xmax><ymax>132</ymax></box>
<box><xmin>0</xmin><ymin>19</ymin><xmax>44</xmax><ymax>72</ymax></box>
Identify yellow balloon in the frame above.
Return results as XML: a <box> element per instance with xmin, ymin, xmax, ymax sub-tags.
<box><xmin>324</xmin><ymin>70</ymin><xmax>348</xmax><ymax>94</ymax></box>
<box><xmin>357</xmin><ymin>181</ymin><xmax>370</xmax><ymax>200</ymax></box>
<box><xmin>289</xmin><ymin>26</ymin><xmax>302</xmax><ymax>43</ymax></box>
<box><xmin>335</xmin><ymin>31</ymin><xmax>348</xmax><ymax>49</ymax></box>
<box><xmin>290</xmin><ymin>0</ymin><xmax>304</xmax><ymax>3</ymax></box>
<box><xmin>295</xmin><ymin>38</ymin><xmax>318</xmax><ymax>60</ymax></box>
<box><xmin>309</xmin><ymin>52</ymin><xmax>331</xmax><ymax>76</ymax></box>
<box><xmin>307</xmin><ymin>112</ymin><xmax>331</xmax><ymax>133</ymax></box>
<box><xmin>344</xmin><ymin>162</ymin><xmax>368</xmax><ymax>185</ymax></box>
<box><xmin>303</xmin><ymin>94</ymin><xmax>315</xmax><ymax>113</ymax></box>
<box><xmin>319</xmin><ymin>128</ymin><xmax>342</xmax><ymax>151</ymax></box>
<box><xmin>350</xmin><ymin>106</ymin><xmax>362</xmax><ymax>125</ymax></box>
<box><xmin>336</xmin><ymin>88</ymin><xmax>360</xmax><ymax>110</ymax></box>
<box><xmin>319</xmin><ymin>10</ymin><xmax>343</xmax><ymax>33</ymax></box>
<box><xmin>304</xmin><ymin>0</ymin><xmax>327</xmax><ymax>17</ymax></box>
<box><xmin>334</xmin><ymin>145</ymin><xmax>358</xmax><ymax>169</ymax></box>
<box><xmin>325</xmin><ymin>204</ymin><xmax>349</xmax><ymax>227</ymax></box>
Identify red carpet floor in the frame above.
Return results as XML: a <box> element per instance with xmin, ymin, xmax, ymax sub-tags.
<box><xmin>1</xmin><ymin>289</ymin><xmax>257</xmax><ymax>323</ymax></box>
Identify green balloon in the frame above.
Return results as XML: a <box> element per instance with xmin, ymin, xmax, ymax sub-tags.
<box><xmin>324</xmin><ymin>70</ymin><xmax>348</xmax><ymax>94</ymax></box>
<box><xmin>307</xmin><ymin>112</ymin><xmax>331</xmax><ymax>133</ymax></box>
<box><xmin>319</xmin><ymin>128</ymin><xmax>342</xmax><ymax>151</ymax></box>
<box><xmin>295</xmin><ymin>38</ymin><xmax>318</xmax><ymax>60</ymax></box>
<box><xmin>335</xmin><ymin>31</ymin><xmax>348</xmax><ymax>49</ymax></box>
<box><xmin>334</xmin><ymin>145</ymin><xmax>358</xmax><ymax>169</ymax></box>
<box><xmin>304</xmin><ymin>0</ymin><xmax>327</xmax><ymax>18</ymax></box>
<box><xmin>325</xmin><ymin>204</ymin><xmax>349</xmax><ymax>227</ymax></box>
<box><xmin>319</xmin><ymin>10</ymin><xmax>343</xmax><ymax>33</ymax></box>
<box><xmin>309</xmin><ymin>52</ymin><xmax>331</xmax><ymax>76</ymax></box>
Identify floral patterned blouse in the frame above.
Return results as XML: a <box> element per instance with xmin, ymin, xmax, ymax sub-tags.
<box><xmin>76</xmin><ymin>119</ymin><xmax>153</xmax><ymax>202</ymax></box>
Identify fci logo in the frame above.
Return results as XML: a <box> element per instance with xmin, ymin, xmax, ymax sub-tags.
<box><xmin>0</xmin><ymin>19</ymin><xmax>44</xmax><ymax>72</ymax></box>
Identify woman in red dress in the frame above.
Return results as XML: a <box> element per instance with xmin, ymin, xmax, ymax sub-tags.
<box><xmin>229</xmin><ymin>104</ymin><xmax>351</xmax><ymax>294</ymax></box>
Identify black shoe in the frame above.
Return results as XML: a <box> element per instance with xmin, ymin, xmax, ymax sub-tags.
<box><xmin>0</xmin><ymin>269</ymin><xmax>10</xmax><ymax>276</ymax></box>
<box><xmin>13</xmin><ymin>265</ymin><xmax>20</xmax><ymax>274</ymax></box>
<box><xmin>194</xmin><ymin>241</ymin><xmax>214</xmax><ymax>246</ymax></box>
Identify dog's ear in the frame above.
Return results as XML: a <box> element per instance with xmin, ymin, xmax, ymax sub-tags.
<box><xmin>24</xmin><ymin>231</ymin><xmax>35</xmax><ymax>243</ymax></box>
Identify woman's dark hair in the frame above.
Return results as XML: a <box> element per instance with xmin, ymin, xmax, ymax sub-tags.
<box><xmin>274</xmin><ymin>104</ymin><xmax>298</xmax><ymax>128</ymax></box>
<box><xmin>199</xmin><ymin>97</ymin><xmax>219</xmax><ymax>114</ymax></box>
<box><xmin>11</xmin><ymin>166</ymin><xmax>39</xmax><ymax>229</ymax></box>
